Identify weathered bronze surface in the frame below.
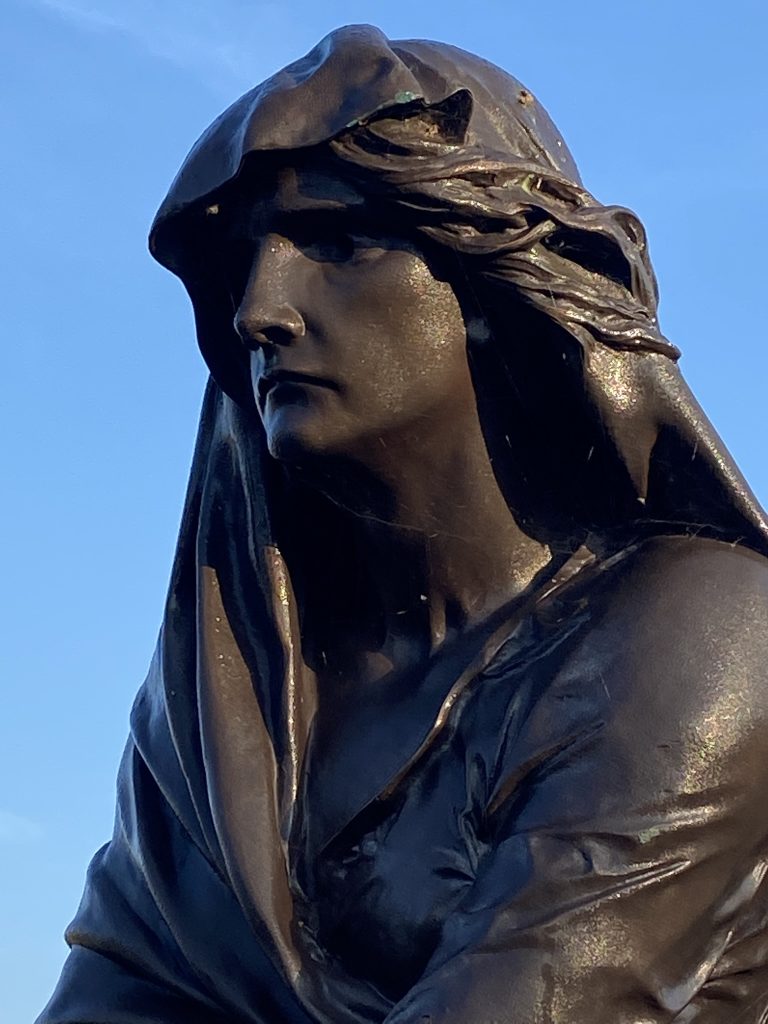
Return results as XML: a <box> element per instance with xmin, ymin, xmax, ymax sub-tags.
<box><xmin>40</xmin><ymin>25</ymin><xmax>768</xmax><ymax>1023</ymax></box>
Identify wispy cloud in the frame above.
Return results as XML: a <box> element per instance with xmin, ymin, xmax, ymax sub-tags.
<box><xmin>36</xmin><ymin>0</ymin><xmax>126</xmax><ymax>33</ymax></box>
<box><xmin>30</xmin><ymin>0</ymin><xmax>297</xmax><ymax>96</ymax></box>
<box><xmin>0</xmin><ymin>809</ymin><xmax>44</xmax><ymax>844</ymax></box>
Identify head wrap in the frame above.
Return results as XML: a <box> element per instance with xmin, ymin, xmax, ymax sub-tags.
<box><xmin>41</xmin><ymin>26</ymin><xmax>768</xmax><ymax>1024</ymax></box>
<box><xmin>150</xmin><ymin>23</ymin><xmax>768</xmax><ymax>552</ymax></box>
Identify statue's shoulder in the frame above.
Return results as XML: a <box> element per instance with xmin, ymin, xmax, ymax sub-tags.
<box><xmin>580</xmin><ymin>533</ymin><xmax>768</xmax><ymax>722</ymax></box>
<box><xmin>605</xmin><ymin>533</ymin><xmax>768</xmax><ymax>616</ymax></box>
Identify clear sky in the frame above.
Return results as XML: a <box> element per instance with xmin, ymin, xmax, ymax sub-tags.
<box><xmin>3</xmin><ymin>0</ymin><xmax>767</xmax><ymax>1019</ymax></box>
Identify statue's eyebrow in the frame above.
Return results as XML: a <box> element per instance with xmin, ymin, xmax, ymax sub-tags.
<box><xmin>228</xmin><ymin>202</ymin><xmax>375</xmax><ymax>244</ymax></box>
<box><xmin>273</xmin><ymin>206</ymin><xmax>369</xmax><ymax>235</ymax></box>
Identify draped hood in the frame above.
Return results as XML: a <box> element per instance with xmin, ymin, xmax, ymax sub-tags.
<box><xmin>40</xmin><ymin>24</ymin><xmax>768</xmax><ymax>1024</ymax></box>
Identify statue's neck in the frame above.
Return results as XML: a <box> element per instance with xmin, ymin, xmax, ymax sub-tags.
<box><xmin>290</xmin><ymin>409</ymin><xmax>552</xmax><ymax>662</ymax></box>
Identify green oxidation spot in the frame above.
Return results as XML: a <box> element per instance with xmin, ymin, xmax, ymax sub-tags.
<box><xmin>346</xmin><ymin>91</ymin><xmax>419</xmax><ymax>128</ymax></box>
<box><xmin>637</xmin><ymin>826</ymin><xmax>663</xmax><ymax>843</ymax></box>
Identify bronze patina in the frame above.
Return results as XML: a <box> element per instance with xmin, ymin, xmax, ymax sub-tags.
<box><xmin>40</xmin><ymin>25</ymin><xmax>768</xmax><ymax>1024</ymax></box>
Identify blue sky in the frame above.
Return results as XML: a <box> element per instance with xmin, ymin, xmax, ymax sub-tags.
<box><xmin>3</xmin><ymin>0</ymin><xmax>767</xmax><ymax>1018</ymax></box>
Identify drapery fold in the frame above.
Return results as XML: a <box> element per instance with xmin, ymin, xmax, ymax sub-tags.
<box><xmin>39</xmin><ymin>25</ymin><xmax>768</xmax><ymax>1024</ymax></box>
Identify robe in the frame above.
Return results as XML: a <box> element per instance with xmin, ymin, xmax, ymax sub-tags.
<box><xmin>39</xmin><ymin>25</ymin><xmax>768</xmax><ymax>1023</ymax></box>
<box><xmin>39</xmin><ymin>498</ymin><xmax>768</xmax><ymax>1021</ymax></box>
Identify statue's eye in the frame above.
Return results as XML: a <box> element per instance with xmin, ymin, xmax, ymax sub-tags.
<box><xmin>292</xmin><ymin>212</ymin><xmax>380</xmax><ymax>263</ymax></box>
<box><xmin>309</xmin><ymin>228</ymin><xmax>357</xmax><ymax>262</ymax></box>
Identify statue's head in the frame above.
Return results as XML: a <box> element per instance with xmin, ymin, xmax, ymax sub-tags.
<box><xmin>151</xmin><ymin>25</ymin><xmax>671</xmax><ymax>387</ymax></box>
<box><xmin>149</xmin><ymin>25</ymin><xmax>768</xmax><ymax>553</ymax></box>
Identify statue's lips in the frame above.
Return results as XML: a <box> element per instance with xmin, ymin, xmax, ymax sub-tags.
<box><xmin>258</xmin><ymin>369</ymin><xmax>338</xmax><ymax>405</ymax></box>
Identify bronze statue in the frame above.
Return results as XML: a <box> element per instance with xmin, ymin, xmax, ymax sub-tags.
<box><xmin>39</xmin><ymin>25</ymin><xmax>768</xmax><ymax>1024</ymax></box>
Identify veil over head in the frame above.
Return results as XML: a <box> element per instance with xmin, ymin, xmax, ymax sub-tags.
<box><xmin>150</xmin><ymin>22</ymin><xmax>768</xmax><ymax>554</ymax></box>
<box><xmin>41</xmin><ymin>25</ymin><xmax>768</xmax><ymax>1024</ymax></box>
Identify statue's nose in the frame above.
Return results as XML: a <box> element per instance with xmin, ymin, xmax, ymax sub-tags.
<box><xmin>233</xmin><ymin>236</ymin><xmax>307</xmax><ymax>350</ymax></box>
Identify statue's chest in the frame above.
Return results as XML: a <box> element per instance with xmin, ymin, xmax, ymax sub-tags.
<box><xmin>293</xmin><ymin>703</ymin><xmax>490</xmax><ymax>1001</ymax></box>
<box><xmin>288</xmin><ymin>600</ymin><xmax>594</xmax><ymax>1000</ymax></box>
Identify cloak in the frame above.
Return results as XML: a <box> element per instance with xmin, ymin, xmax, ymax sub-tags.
<box><xmin>39</xmin><ymin>25</ymin><xmax>768</xmax><ymax>1024</ymax></box>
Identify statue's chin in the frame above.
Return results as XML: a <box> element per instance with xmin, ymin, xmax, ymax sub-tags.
<box><xmin>262</xmin><ymin>398</ymin><xmax>378</xmax><ymax>469</ymax></box>
<box><xmin>262</xmin><ymin>395</ymin><xmax>330</xmax><ymax>461</ymax></box>
<box><xmin>264</xmin><ymin>414</ymin><xmax>347</xmax><ymax>468</ymax></box>
<box><xmin>265</xmin><ymin>425</ymin><xmax>320</xmax><ymax>465</ymax></box>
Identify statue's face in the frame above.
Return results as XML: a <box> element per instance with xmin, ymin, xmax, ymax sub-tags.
<box><xmin>227</xmin><ymin>165</ymin><xmax>476</xmax><ymax>464</ymax></box>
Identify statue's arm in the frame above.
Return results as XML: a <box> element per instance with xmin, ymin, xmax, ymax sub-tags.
<box><xmin>386</xmin><ymin>539</ymin><xmax>768</xmax><ymax>1023</ymax></box>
